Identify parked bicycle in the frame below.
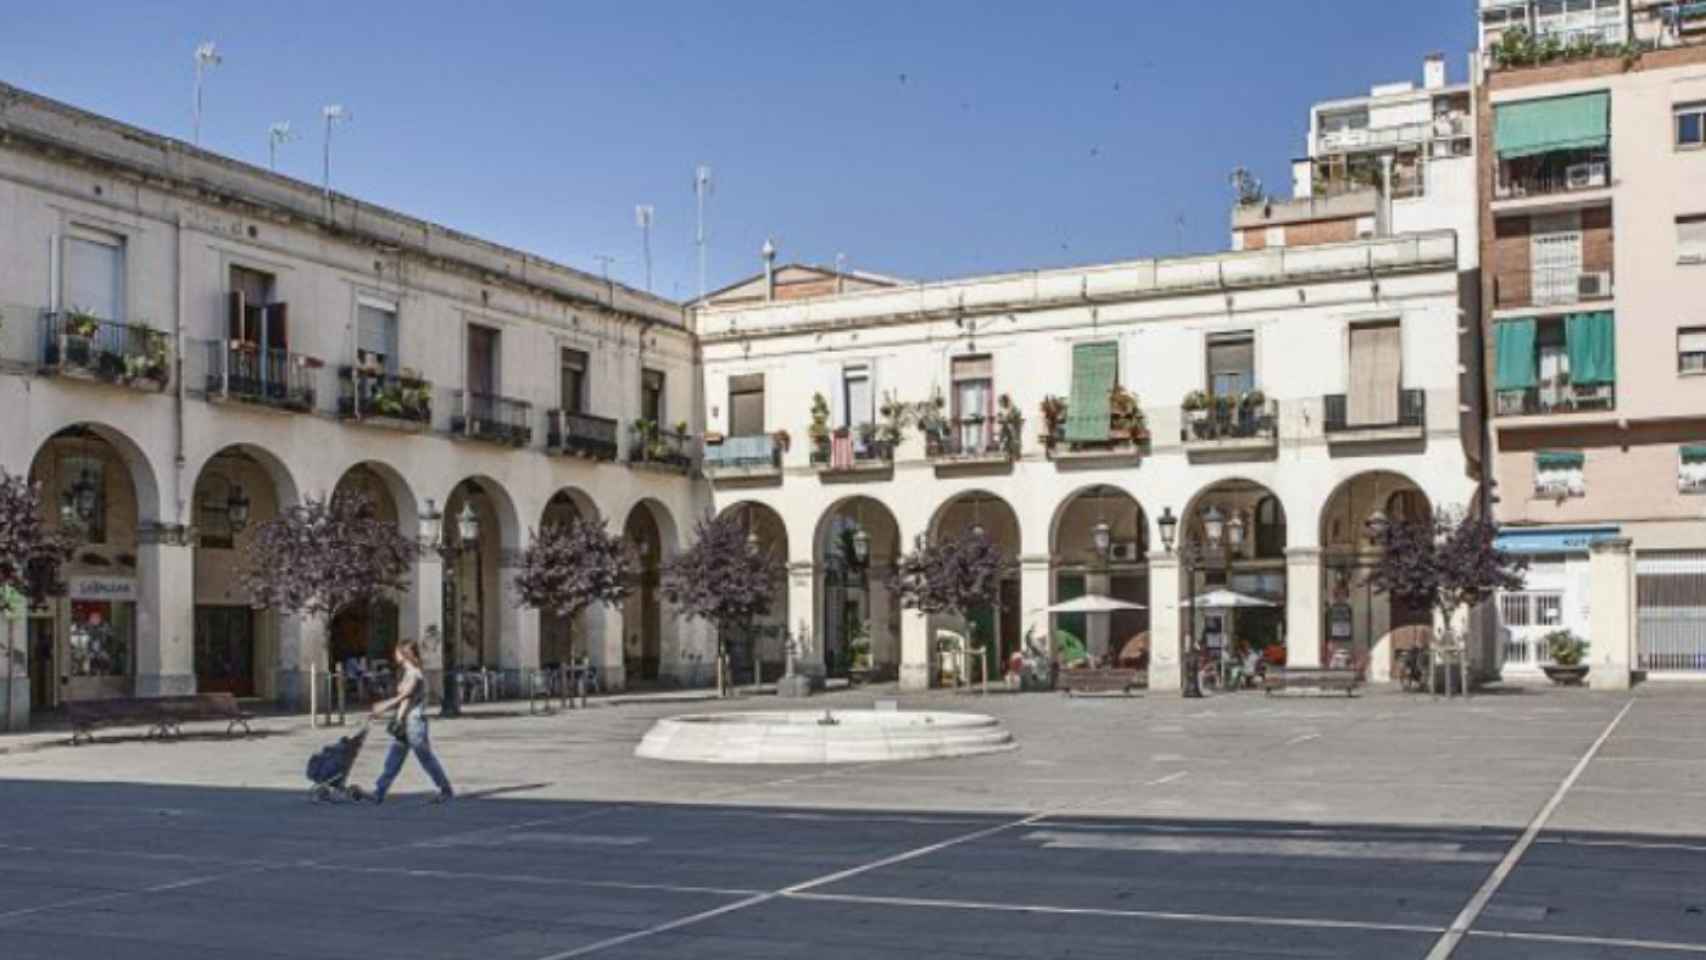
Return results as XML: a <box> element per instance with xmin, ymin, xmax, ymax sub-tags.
<box><xmin>1396</xmin><ymin>646</ymin><xmax>1428</xmax><ymax>693</ymax></box>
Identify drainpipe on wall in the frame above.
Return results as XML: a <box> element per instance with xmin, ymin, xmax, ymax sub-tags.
<box><xmin>173</xmin><ymin>211</ymin><xmax>187</xmax><ymax>526</ymax></box>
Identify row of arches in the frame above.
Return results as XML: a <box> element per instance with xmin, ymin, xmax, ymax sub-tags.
<box><xmin>717</xmin><ymin>469</ymin><xmax>1437</xmax><ymax>686</ymax></box>
<box><xmin>22</xmin><ymin>421</ymin><xmax>692</xmax><ymax>708</ymax></box>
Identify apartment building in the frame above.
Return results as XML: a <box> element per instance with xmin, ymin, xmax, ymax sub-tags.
<box><xmin>694</xmin><ymin>232</ymin><xmax>1476</xmax><ymax>693</ymax></box>
<box><xmin>0</xmin><ymin>83</ymin><xmax>709</xmax><ymax>719</ymax></box>
<box><xmin>1478</xmin><ymin>0</ymin><xmax>1706</xmax><ymax>686</ymax></box>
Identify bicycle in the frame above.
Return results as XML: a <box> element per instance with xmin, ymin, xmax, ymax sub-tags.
<box><xmin>1396</xmin><ymin>646</ymin><xmax>1428</xmax><ymax>693</ymax></box>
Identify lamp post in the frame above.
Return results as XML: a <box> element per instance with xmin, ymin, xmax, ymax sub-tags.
<box><xmin>226</xmin><ymin>483</ymin><xmax>251</xmax><ymax>533</ymax></box>
<box><xmin>1159</xmin><ymin>503</ymin><xmax>1232</xmax><ymax>699</ymax></box>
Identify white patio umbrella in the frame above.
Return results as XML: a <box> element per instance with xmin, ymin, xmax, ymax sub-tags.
<box><xmin>1037</xmin><ymin>594</ymin><xmax>1147</xmax><ymax>615</ymax></box>
<box><xmin>1182</xmin><ymin>588</ymin><xmax>1276</xmax><ymax>609</ymax></box>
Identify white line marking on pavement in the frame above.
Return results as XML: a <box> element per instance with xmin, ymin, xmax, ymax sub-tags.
<box><xmin>1285</xmin><ymin>733</ymin><xmax>1321</xmax><ymax>746</ymax></box>
<box><xmin>303</xmin><ymin>863</ymin><xmax>763</xmax><ymax>897</ymax></box>
<box><xmin>1147</xmin><ymin>771</ymin><xmax>1189</xmax><ymax>786</ymax></box>
<box><xmin>784</xmin><ymin>891</ymin><xmax>1444</xmax><ymax>936</ymax></box>
<box><xmin>1472</xmin><ymin>929</ymin><xmax>1706</xmax><ymax>954</ymax></box>
<box><xmin>529</xmin><ymin>812</ymin><xmax>1046</xmax><ymax>960</ymax></box>
<box><xmin>1424</xmin><ymin>698</ymin><xmax>1636</xmax><ymax>960</ymax></box>
<box><xmin>1021</xmin><ymin>831</ymin><xmax>1500</xmax><ymax>864</ymax></box>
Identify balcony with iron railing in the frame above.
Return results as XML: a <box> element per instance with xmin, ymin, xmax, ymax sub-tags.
<box><xmin>1492</xmin><ymin>266</ymin><xmax>1614</xmax><ymax>311</ymax></box>
<box><xmin>703</xmin><ymin>434</ymin><xmax>784</xmax><ymax>481</ymax></box>
<box><xmin>1316</xmin><ymin>114</ymin><xmax>1471</xmax><ymax>155</ymax></box>
<box><xmin>338</xmin><ymin>367</ymin><xmax>434</xmax><ymax>431</ymax></box>
<box><xmin>627</xmin><ymin>422</ymin><xmax>694</xmax><ymax>473</ymax></box>
<box><xmin>452</xmin><ymin>390</ymin><xmax>533</xmax><ymax>447</ymax></box>
<box><xmin>1494</xmin><ymin>152</ymin><xmax>1611</xmax><ymax>201</ymax></box>
<box><xmin>926</xmin><ymin>417</ymin><xmax>1019</xmax><ymax>466</ymax></box>
<box><xmin>203</xmin><ymin>340</ymin><xmax>320</xmax><ymax>413</ymax></box>
<box><xmin>1324</xmin><ymin>389</ymin><xmax>1427</xmax><ymax>441</ymax></box>
<box><xmin>39</xmin><ymin>311</ymin><xmax>171</xmax><ymax>391</ymax></box>
<box><xmin>1181</xmin><ymin>398</ymin><xmax>1279</xmax><ymax>458</ymax></box>
<box><xmin>546</xmin><ymin>409</ymin><xmax>619</xmax><ymax>461</ymax></box>
<box><xmin>1495</xmin><ymin>382</ymin><xmax>1617</xmax><ymax>418</ymax></box>
<box><xmin>811</xmin><ymin>433</ymin><xmax>896</xmax><ymax>476</ymax></box>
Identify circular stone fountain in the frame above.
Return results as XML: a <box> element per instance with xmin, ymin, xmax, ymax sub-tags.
<box><xmin>635</xmin><ymin>709</ymin><xmax>1016</xmax><ymax>765</ymax></box>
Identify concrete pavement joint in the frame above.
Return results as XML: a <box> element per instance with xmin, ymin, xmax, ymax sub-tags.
<box><xmin>1424</xmin><ymin>697</ymin><xmax>1637</xmax><ymax>960</ymax></box>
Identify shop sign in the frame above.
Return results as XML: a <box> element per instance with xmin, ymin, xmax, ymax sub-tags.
<box><xmin>1328</xmin><ymin>603</ymin><xmax>1354</xmax><ymax>640</ymax></box>
<box><xmin>68</xmin><ymin>576</ymin><xmax>137</xmax><ymax>602</ymax></box>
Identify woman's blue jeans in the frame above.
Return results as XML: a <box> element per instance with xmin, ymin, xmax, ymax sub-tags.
<box><xmin>374</xmin><ymin>712</ymin><xmax>453</xmax><ymax>800</ymax></box>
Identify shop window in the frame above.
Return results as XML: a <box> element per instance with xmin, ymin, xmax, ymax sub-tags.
<box><xmin>69</xmin><ymin>601</ymin><xmax>132</xmax><ymax>677</ymax></box>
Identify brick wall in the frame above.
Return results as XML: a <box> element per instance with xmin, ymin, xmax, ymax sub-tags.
<box><xmin>1489</xmin><ymin>206</ymin><xmax>1614</xmax><ymax>309</ymax></box>
<box><xmin>1284</xmin><ymin>218</ymin><xmax>1357</xmax><ymax>248</ymax></box>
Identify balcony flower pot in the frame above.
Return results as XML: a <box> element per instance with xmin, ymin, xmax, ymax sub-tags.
<box><xmin>1541</xmin><ymin>664</ymin><xmax>1590</xmax><ymax>686</ymax></box>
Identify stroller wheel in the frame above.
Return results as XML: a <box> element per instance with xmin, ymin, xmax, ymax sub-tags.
<box><xmin>309</xmin><ymin>784</ymin><xmax>332</xmax><ymax>803</ymax></box>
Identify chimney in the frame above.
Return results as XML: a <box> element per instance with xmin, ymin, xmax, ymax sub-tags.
<box><xmin>1424</xmin><ymin>53</ymin><xmax>1447</xmax><ymax>91</ymax></box>
<box><xmin>761</xmin><ymin>238</ymin><xmax>777</xmax><ymax>302</ymax></box>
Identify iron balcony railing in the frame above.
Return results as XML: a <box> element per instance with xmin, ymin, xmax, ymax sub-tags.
<box><xmin>1323</xmin><ymin>389</ymin><xmax>1426</xmax><ymax>433</ymax></box>
<box><xmin>1494</xmin><ymin>383</ymin><xmax>1616</xmax><ymax>417</ymax></box>
<box><xmin>1495</xmin><ymin>155</ymin><xmax>1610</xmax><ymax>200</ymax></box>
<box><xmin>40</xmin><ymin>311</ymin><xmax>171</xmax><ymax>389</ymax></box>
<box><xmin>627</xmin><ymin>424</ymin><xmax>694</xmax><ymax>472</ymax></box>
<box><xmin>453</xmin><ymin>390</ymin><xmax>533</xmax><ymax>446</ymax></box>
<box><xmin>1182</xmin><ymin>399</ymin><xmax>1279</xmax><ymax>444</ymax></box>
<box><xmin>204</xmin><ymin>341</ymin><xmax>319</xmax><ymax>412</ymax></box>
<box><xmin>926</xmin><ymin>417</ymin><xmax>1015</xmax><ymax>460</ymax></box>
<box><xmin>703</xmin><ymin>434</ymin><xmax>782</xmax><ymax>472</ymax></box>
<box><xmin>811</xmin><ymin>435</ymin><xmax>895</xmax><ymax>468</ymax></box>
<box><xmin>1492</xmin><ymin>266</ymin><xmax>1614</xmax><ymax>309</ymax></box>
<box><xmin>338</xmin><ymin>367</ymin><xmax>433</xmax><ymax>426</ymax></box>
<box><xmin>547</xmin><ymin>410</ymin><xmax>619</xmax><ymax>461</ymax></box>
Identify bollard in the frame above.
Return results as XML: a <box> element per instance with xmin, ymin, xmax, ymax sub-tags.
<box><xmin>559</xmin><ymin>664</ymin><xmax>569</xmax><ymax>711</ymax></box>
<box><xmin>309</xmin><ymin>661</ymin><xmax>319</xmax><ymax>729</ymax></box>
<box><xmin>333</xmin><ymin>667</ymin><xmax>346</xmax><ymax>726</ymax></box>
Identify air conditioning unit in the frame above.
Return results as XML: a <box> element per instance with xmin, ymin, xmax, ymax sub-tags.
<box><xmin>1495</xmin><ymin>391</ymin><xmax>1529</xmax><ymax>416</ymax></box>
<box><xmin>1577</xmin><ymin>271</ymin><xmax>1611</xmax><ymax>297</ymax></box>
<box><xmin>1566</xmin><ymin>162</ymin><xmax>1607</xmax><ymax>190</ymax></box>
<box><xmin>1535</xmin><ymin>480</ymin><xmax>1573</xmax><ymax>500</ymax></box>
<box><xmin>1109</xmin><ymin>541</ymin><xmax>1141</xmax><ymax>563</ymax></box>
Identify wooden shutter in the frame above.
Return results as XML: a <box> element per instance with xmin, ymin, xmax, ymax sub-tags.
<box><xmin>1349</xmin><ymin>322</ymin><xmax>1401</xmax><ymax>425</ymax></box>
<box><xmin>228</xmin><ymin>290</ymin><xmax>245</xmax><ymax>342</ymax></box>
<box><xmin>265</xmin><ymin>303</ymin><xmax>288</xmax><ymax>351</ymax></box>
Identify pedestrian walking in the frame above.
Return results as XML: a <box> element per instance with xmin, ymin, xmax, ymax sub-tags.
<box><xmin>354</xmin><ymin>640</ymin><xmax>454</xmax><ymax>804</ymax></box>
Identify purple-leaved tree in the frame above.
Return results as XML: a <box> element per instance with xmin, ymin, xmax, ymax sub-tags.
<box><xmin>1366</xmin><ymin>507</ymin><xmax>1527</xmax><ymax>643</ymax></box>
<box><xmin>512</xmin><ymin>516</ymin><xmax>636</xmax><ymax>663</ymax></box>
<box><xmin>241</xmin><ymin>490</ymin><xmax>419</xmax><ymax>632</ymax></box>
<box><xmin>888</xmin><ymin>530</ymin><xmax>1014</xmax><ymax>649</ymax></box>
<box><xmin>0</xmin><ymin>468</ymin><xmax>77</xmax><ymax>608</ymax></box>
<box><xmin>659</xmin><ymin>512</ymin><xmax>781</xmax><ymax>696</ymax></box>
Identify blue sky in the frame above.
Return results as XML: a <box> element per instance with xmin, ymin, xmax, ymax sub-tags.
<box><xmin>2</xmin><ymin>2</ymin><xmax>1475</xmax><ymax>300</ymax></box>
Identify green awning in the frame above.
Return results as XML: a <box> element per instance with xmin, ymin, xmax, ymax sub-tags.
<box><xmin>1682</xmin><ymin>444</ymin><xmax>1706</xmax><ymax>464</ymax></box>
<box><xmin>1495</xmin><ymin>92</ymin><xmax>1610</xmax><ymax>159</ymax></box>
<box><xmin>1537</xmin><ymin>450</ymin><xmax>1585</xmax><ymax>471</ymax></box>
<box><xmin>1064</xmin><ymin>341</ymin><xmax>1118</xmax><ymax>443</ymax></box>
<box><xmin>1493</xmin><ymin>319</ymin><xmax>1538</xmax><ymax>391</ymax></box>
<box><xmin>1565</xmin><ymin>311</ymin><xmax>1616</xmax><ymax>386</ymax></box>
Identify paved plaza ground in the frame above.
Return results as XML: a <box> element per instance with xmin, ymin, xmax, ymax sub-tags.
<box><xmin>3</xmin><ymin>684</ymin><xmax>1706</xmax><ymax>958</ymax></box>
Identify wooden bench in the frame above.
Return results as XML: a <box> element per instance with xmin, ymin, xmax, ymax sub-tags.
<box><xmin>1263</xmin><ymin>668</ymin><xmax>1360</xmax><ymax>697</ymax></box>
<box><xmin>1060</xmin><ymin>667</ymin><xmax>1143</xmax><ymax>696</ymax></box>
<box><xmin>65</xmin><ymin>692</ymin><xmax>255</xmax><ymax>745</ymax></box>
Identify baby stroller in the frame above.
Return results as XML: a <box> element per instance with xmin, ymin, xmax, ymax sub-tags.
<box><xmin>306</xmin><ymin>723</ymin><xmax>370</xmax><ymax>802</ymax></box>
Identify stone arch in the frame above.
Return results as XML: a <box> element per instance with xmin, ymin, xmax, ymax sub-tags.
<box><xmin>441</xmin><ymin>476</ymin><xmax>523</xmax><ymax>673</ymax></box>
<box><xmin>812</xmin><ymin>496</ymin><xmax>904</xmax><ymax>680</ymax></box>
<box><xmin>534</xmin><ymin>486</ymin><xmax>605</xmax><ymax>671</ymax></box>
<box><xmin>715</xmin><ymin>500</ymin><xmax>790</xmax><ymax>680</ymax></box>
<box><xmin>923</xmin><ymin>490</ymin><xmax>1023</xmax><ymax>685</ymax></box>
<box><xmin>188</xmin><ymin>444</ymin><xmax>301</xmax><ymax>700</ymax></box>
<box><xmin>28</xmin><ymin>421</ymin><xmax>162</xmax><ymax>526</ymax></box>
<box><xmin>540</xmin><ymin>486</ymin><xmax>599</xmax><ymax>529</ymax></box>
<box><xmin>620</xmin><ymin>498</ymin><xmax>680</xmax><ymax>687</ymax></box>
<box><xmin>1048</xmin><ymin>484</ymin><xmax>1150</xmax><ymax>671</ymax></box>
<box><xmin>1318</xmin><ymin>469</ymin><xmax>1435</xmax><ymax>682</ymax></box>
<box><xmin>1177</xmin><ymin>476</ymin><xmax>1290</xmax><ymax>670</ymax></box>
<box><xmin>322</xmin><ymin>462</ymin><xmax>423</xmax><ymax>687</ymax></box>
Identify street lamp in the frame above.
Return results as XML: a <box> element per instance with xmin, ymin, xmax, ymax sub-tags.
<box><xmin>1157</xmin><ymin>507</ymin><xmax>1179</xmax><ymax>553</ymax></box>
<box><xmin>418</xmin><ymin>498</ymin><xmax>443</xmax><ymax>549</ymax></box>
<box><xmin>1170</xmin><ymin>502</ymin><xmax>1234</xmax><ymax>699</ymax></box>
<box><xmin>440</xmin><ymin>498</ymin><xmax>479</xmax><ymax>719</ymax></box>
<box><xmin>851</xmin><ymin>524</ymin><xmax>871</xmax><ymax>565</ymax></box>
<box><xmin>1092</xmin><ymin>518</ymin><xmax>1113</xmax><ymax>559</ymax></box>
<box><xmin>1364</xmin><ymin>507</ymin><xmax>1389</xmax><ymax>543</ymax></box>
<box><xmin>60</xmin><ymin>469</ymin><xmax>97</xmax><ymax>534</ymax></box>
<box><xmin>225</xmin><ymin>483</ymin><xmax>251</xmax><ymax>533</ymax></box>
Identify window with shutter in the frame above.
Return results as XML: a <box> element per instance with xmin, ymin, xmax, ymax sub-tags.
<box><xmin>357</xmin><ymin>302</ymin><xmax>398</xmax><ymax>374</ymax></box>
<box><xmin>1681</xmin><ymin>328</ymin><xmax>1706</xmax><ymax>375</ymax></box>
<box><xmin>1678</xmin><ymin>215</ymin><xmax>1706</xmax><ymax>262</ymax></box>
<box><xmin>1347</xmin><ymin>321</ymin><xmax>1401</xmax><ymax>425</ymax></box>
<box><xmin>560</xmin><ymin>349</ymin><xmax>588</xmax><ymax>413</ymax></box>
<box><xmin>641</xmin><ymin>368</ymin><xmax>665</xmax><ymax>424</ymax></box>
<box><xmin>1205</xmin><ymin>333</ymin><xmax>1254</xmax><ymax>399</ymax></box>
<box><xmin>467</xmin><ymin>325</ymin><xmax>499</xmax><ymax>397</ymax></box>
<box><xmin>951</xmin><ymin>355</ymin><xmax>994</xmax><ymax>451</ymax></box>
<box><xmin>64</xmin><ymin>232</ymin><xmax>124</xmax><ymax>323</ymax></box>
<box><xmin>728</xmin><ymin>373</ymin><xmax>765</xmax><ymax>436</ymax></box>
<box><xmin>842</xmin><ymin>364</ymin><xmax>873</xmax><ymax>431</ymax></box>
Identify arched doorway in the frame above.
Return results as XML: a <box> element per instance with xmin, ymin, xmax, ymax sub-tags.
<box><xmin>537</xmin><ymin>488</ymin><xmax>598</xmax><ymax>669</ymax></box>
<box><xmin>190</xmin><ymin>445</ymin><xmax>297</xmax><ymax>699</ymax></box>
<box><xmin>1320</xmin><ymin>471</ymin><xmax>1433</xmax><ymax>681</ymax></box>
<box><xmin>440</xmin><ymin>476</ymin><xmax>521</xmax><ymax>675</ymax></box>
<box><xmin>622</xmin><ymin>500</ymin><xmax>676</xmax><ymax>686</ymax></box>
<box><xmin>715</xmin><ymin>501</ymin><xmax>788</xmax><ymax>682</ymax></box>
<box><xmin>329</xmin><ymin>464</ymin><xmax>412</xmax><ymax>675</ymax></box>
<box><xmin>1050</xmin><ymin>485</ymin><xmax>1149</xmax><ymax>671</ymax></box>
<box><xmin>814</xmin><ymin>497</ymin><xmax>901</xmax><ymax>680</ymax></box>
<box><xmin>26</xmin><ymin>424</ymin><xmax>160</xmax><ymax>708</ymax></box>
<box><xmin>1179</xmin><ymin>479</ymin><xmax>1289</xmax><ymax>670</ymax></box>
<box><xmin>927</xmin><ymin>491</ymin><xmax>1022</xmax><ymax>687</ymax></box>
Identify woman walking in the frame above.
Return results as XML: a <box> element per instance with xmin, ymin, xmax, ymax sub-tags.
<box><xmin>357</xmin><ymin>640</ymin><xmax>454</xmax><ymax>804</ymax></box>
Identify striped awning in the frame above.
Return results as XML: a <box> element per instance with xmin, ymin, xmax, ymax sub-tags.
<box><xmin>1495</xmin><ymin>92</ymin><xmax>1610</xmax><ymax>159</ymax></box>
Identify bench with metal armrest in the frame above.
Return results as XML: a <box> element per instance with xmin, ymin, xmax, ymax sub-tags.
<box><xmin>64</xmin><ymin>692</ymin><xmax>255</xmax><ymax>745</ymax></box>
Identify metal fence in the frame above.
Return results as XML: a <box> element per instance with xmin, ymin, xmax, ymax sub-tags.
<box><xmin>1638</xmin><ymin>551</ymin><xmax>1706</xmax><ymax>674</ymax></box>
<box><xmin>1499</xmin><ymin>591</ymin><xmax>1564</xmax><ymax>667</ymax></box>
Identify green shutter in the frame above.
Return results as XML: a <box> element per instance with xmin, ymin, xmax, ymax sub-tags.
<box><xmin>1494</xmin><ymin>92</ymin><xmax>1610</xmax><ymax>159</ymax></box>
<box><xmin>1681</xmin><ymin>444</ymin><xmax>1706</xmax><ymax>464</ymax></box>
<box><xmin>1493</xmin><ymin>319</ymin><xmax>1538</xmax><ymax>391</ymax></box>
<box><xmin>1565</xmin><ymin>312</ymin><xmax>1616</xmax><ymax>386</ymax></box>
<box><xmin>1536</xmin><ymin>450</ymin><xmax>1585</xmax><ymax>471</ymax></box>
<box><xmin>1065</xmin><ymin>342</ymin><xmax>1118</xmax><ymax>443</ymax></box>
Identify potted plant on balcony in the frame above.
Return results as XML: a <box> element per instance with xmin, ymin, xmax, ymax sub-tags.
<box><xmin>1039</xmin><ymin>395</ymin><xmax>1067</xmax><ymax>448</ymax></box>
<box><xmin>913</xmin><ymin>390</ymin><xmax>949</xmax><ymax>450</ymax></box>
<box><xmin>995</xmin><ymin>394</ymin><xmax>1024</xmax><ymax>458</ymax></box>
<box><xmin>1108</xmin><ymin>386</ymin><xmax>1147</xmax><ymax>444</ymax></box>
<box><xmin>772</xmin><ymin>429</ymin><xmax>791</xmax><ymax>453</ymax></box>
<box><xmin>877</xmin><ymin>392</ymin><xmax>910</xmax><ymax>453</ymax></box>
<box><xmin>1542</xmin><ymin>630</ymin><xmax>1589</xmax><ymax>686</ymax></box>
<box><xmin>64</xmin><ymin>308</ymin><xmax>101</xmax><ymax>340</ymax></box>
<box><xmin>808</xmin><ymin>392</ymin><xmax>831</xmax><ymax>456</ymax></box>
<box><xmin>1239</xmin><ymin>388</ymin><xmax>1268</xmax><ymax>435</ymax></box>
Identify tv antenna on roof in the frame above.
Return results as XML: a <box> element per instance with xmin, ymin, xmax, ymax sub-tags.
<box><xmin>192</xmin><ymin>42</ymin><xmax>222</xmax><ymax>146</ymax></box>
<box><xmin>635</xmin><ymin>205</ymin><xmax>656</xmax><ymax>293</ymax></box>
<box><xmin>694</xmin><ymin>164</ymin><xmax>715</xmax><ymax>299</ymax></box>
<box><xmin>267</xmin><ymin>121</ymin><xmax>297</xmax><ymax>172</ymax></box>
